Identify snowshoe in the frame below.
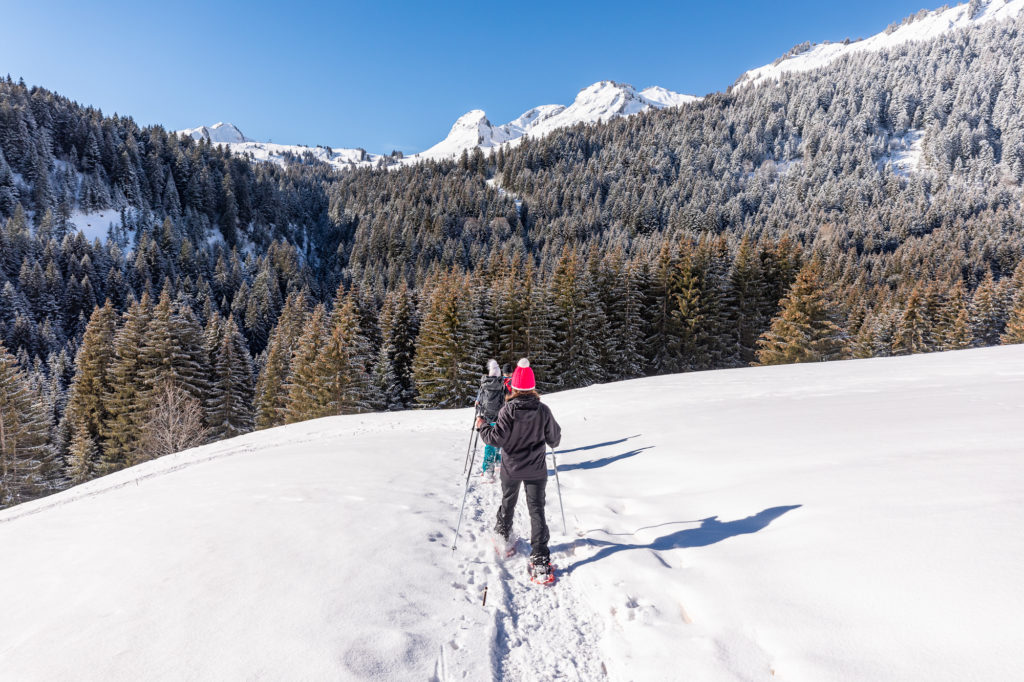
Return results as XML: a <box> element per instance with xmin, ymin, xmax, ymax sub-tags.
<box><xmin>491</xmin><ymin>535</ymin><xmax>516</xmax><ymax>559</ymax></box>
<box><xmin>528</xmin><ymin>560</ymin><xmax>556</xmax><ymax>585</ymax></box>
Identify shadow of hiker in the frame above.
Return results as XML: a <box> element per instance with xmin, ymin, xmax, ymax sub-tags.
<box><xmin>554</xmin><ymin>447</ymin><xmax>653</xmax><ymax>473</ymax></box>
<box><xmin>555</xmin><ymin>436</ymin><xmax>641</xmax><ymax>455</ymax></box>
<box><xmin>560</xmin><ymin>505</ymin><xmax>802</xmax><ymax>574</ymax></box>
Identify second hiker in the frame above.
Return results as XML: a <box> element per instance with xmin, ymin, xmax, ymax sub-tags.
<box><xmin>475</xmin><ymin>359</ymin><xmax>505</xmax><ymax>476</ymax></box>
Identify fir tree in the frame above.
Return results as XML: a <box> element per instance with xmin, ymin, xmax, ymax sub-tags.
<box><xmin>893</xmin><ymin>285</ymin><xmax>931</xmax><ymax>355</ymax></box>
<box><xmin>756</xmin><ymin>261</ymin><xmax>846</xmax><ymax>365</ymax></box>
<box><xmin>970</xmin><ymin>272</ymin><xmax>1006</xmax><ymax>347</ymax></box>
<box><xmin>101</xmin><ymin>294</ymin><xmax>153</xmax><ymax>470</ymax></box>
<box><xmin>643</xmin><ymin>242</ymin><xmax>681</xmax><ymax>374</ymax></box>
<box><xmin>412</xmin><ymin>272</ymin><xmax>482</xmax><ymax>408</ymax></box>
<box><xmin>377</xmin><ymin>283</ymin><xmax>418</xmax><ymax>408</ymax></box>
<box><xmin>65</xmin><ymin>301</ymin><xmax>117</xmax><ymax>455</ymax></box>
<box><xmin>283</xmin><ymin>304</ymin><xmax>329</xmax><ymax>423</ymax></box>
<box><xmin>548</xmin><ymin>249</ymin><xmax>602</xmax><ymax>389</ymax></box>
<box><xmin>939</xmin><ymin>282</ymin><xmax>972</xmax><ymax>351</ymax></box>
<box><xmin>138</xmin><ymin>286</ymin><xmax>209</xmax><ymax>410</ymax></box>
<box><xmin>255</xmin><ymin>291</ymin><xmax>309</xmax><ymax>429</ymax></box>
<box><xmin>314</xmin><ymin>287</ymin><xmax>373</xmax><ymax>416</ymax></box>
<box><xmin>371</xmin><ymin>339</ymin><xmax>405</xmax><ymax>411</ymax></box>
<box><xmin>207</xmin><ymin>315</ymin><xmax>255</xmax><ymax>440</ymax></box>
<box><xmin>670</xmin><ymin>248</ymin><xmax>709</xmax><ymax>371</ymax></box>
<box><xmin>66</xmin><ymin>423</ymin><xmax>98</xmax><ymax>485</ymax></box>
<box><xmin>1001</xmin><ymin>292</ymin><xmax>1024</xmax><ymax>345</ymax></box>
<box><xmin>730</xmin><ymin>235</ymin><xmax>770</xmax><ymax>365</ymax></box>
<box><xmin>0</xmin><ymin>342</ymin><xmax>52</xmax><ymax>507</ymax></box>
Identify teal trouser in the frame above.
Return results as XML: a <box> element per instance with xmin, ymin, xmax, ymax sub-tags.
<box><xmin>481</xmin><ymin>423</ymin><xmax>501</xmax><ymax>471</ymax></box>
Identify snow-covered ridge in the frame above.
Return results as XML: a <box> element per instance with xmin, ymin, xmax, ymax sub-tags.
<box><xmin>178</xmin><ymin>122</ymin><xmax>251</xmax><ymax>144</ymax></box>
<box><xmin>735</xmin><ymin>0</ymin><xmax>1024</xmax><ymax>88</ymax></box>
<box><xmin>416</xmin><ymin>81</ymin><xmax>699</xmax><ymax>161</ymax></box>
<box><xmin>176</xmin><ymin>80</ymin><xmax>698</xmax><ymax>171</ymax></box>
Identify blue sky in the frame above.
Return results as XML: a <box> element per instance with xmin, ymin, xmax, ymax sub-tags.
<box><xmin>2</xmin><ymin>0</ymin><xmax>936</xmax><ymax>153</ymax></box>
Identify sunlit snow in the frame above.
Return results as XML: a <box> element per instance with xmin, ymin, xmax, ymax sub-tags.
<box><xmin>2</xmin><ymin>346</ymin><xmax>1022</xmax><ymax>680</ymax></box>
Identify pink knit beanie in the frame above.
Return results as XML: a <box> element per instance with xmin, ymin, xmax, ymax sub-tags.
<box><xmin>509</xmin><ymin>358</ymin><xmax>535</xmax><ymax>391</ymax></box>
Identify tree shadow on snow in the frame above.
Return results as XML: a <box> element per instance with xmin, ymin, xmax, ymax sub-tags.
<box><xmin>553</xmin><ymin>447</ymin><xmax>653</xmax><ymax>473</ymax></box>
<box><xmin>559</xmin><ymin>505</ymin><xmax>802</xmax><ymax>574</ymax></box>
<box><xmin>554</xmin><ymin>436</ymin><xmax>641</xmax><ymax>455</ymax></box>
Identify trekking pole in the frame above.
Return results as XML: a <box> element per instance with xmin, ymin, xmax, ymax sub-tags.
<box><xmin>462</xmin><ymin>408</ymin><xmax>480</xmax><ymax>474</ymax></box>
<box><xmin>453</xmin><ymin>421</ymin><xmax>482</xmax><ymax>551</ymax></box>
<box><xmin>549</xmin><ymin>448</ymin><xmax>567</xmax><ymax>535</ymax></box>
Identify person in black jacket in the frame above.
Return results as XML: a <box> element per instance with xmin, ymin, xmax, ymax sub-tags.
<box><xmin>477</xmin><ymin>358</ymin><xmax>561</xmax><ymax>575</ymax></box>
<box><xmin>475</xmin><ymin>360</ymin><xmax>505</xmax><ymax>475</ymax></box>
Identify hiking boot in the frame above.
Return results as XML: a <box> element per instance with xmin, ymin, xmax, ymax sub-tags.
<box><xmin>528</xmin><ymin>558</ymin><xmax>553</xmax><ymax>583</ymax></box>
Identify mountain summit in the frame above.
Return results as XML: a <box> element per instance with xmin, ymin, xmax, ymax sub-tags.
<box><xmin>417</xmin><ymin>81</ymin><xmax>699</xmax><ymax>161</ymax></box>
<box><xmin>177</xmin><ymin>122</ymin><xmax>251</xmax><ymax>144</ymax></box>
<box><xmin>177</xmin><ymin>80</ymin><xmax>698</xmax><ymax>170</ymax></box>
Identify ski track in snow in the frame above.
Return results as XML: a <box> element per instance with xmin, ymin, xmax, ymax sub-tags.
<box><xmin>452</xmin><ymin>457</ymin><xmax>607</xmax><ymax>681</ymax></box>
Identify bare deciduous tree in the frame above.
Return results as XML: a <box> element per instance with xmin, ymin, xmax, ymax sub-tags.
<box><xmin>136</xmin><ymin>382</ymin><xmax>208</xmax><ymax>463</ymax></box>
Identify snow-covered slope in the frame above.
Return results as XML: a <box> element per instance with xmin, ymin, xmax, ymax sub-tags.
<box><xmin>177</xmin><ymin>122</ymin><xmax>251</xmax><ymax>144</ymax></box>
<box><xmin>223</xmin><ymin>139</ymin><xmax>382</xmax><ymax>169</ymax></box>
<box><xmin>736</xmin><ymin>0</ymin><xmax>1024</xmax><ymax>88</ymax></box>
<box><xmin>177</xmin><ymin>80</ymin><xmax>698</xmax><ymax>171</ymax></box>
<box><xmin>2</xmin><ymin>346</ymin><xmax>1023</xmax><ymax>680</ymax></box>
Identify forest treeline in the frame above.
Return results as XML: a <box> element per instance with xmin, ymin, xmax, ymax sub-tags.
<box><xmin>3</xmin><ymin>9</ymin><xmax>1024</xmax><ymax>507</ymax></box>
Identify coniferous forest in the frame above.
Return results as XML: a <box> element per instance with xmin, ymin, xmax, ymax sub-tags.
<box><xmin>3</xmin><ymin>10</ymin><xmax>1024</xmax><ymax>507</ymax></box>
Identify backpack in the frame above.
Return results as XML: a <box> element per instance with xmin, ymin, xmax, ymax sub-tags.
<box><xmin>477</xmin><ymin>375</ymin><xmax>505</xmax><ymax>420</ymax></box>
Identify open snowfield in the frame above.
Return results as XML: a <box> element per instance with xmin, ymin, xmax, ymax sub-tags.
<box><xmin>2</xmin><ymin>347</ymin><xmax>1023</xmax><ymax>681</ymax></box>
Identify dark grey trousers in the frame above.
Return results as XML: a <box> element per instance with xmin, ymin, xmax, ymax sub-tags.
<box><xmin>495</xmin><ymin>476</ymin><xmax>550</xmax><ymax>563</ymax></box>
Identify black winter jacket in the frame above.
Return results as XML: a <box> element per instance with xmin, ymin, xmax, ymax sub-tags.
<box><xmin>475</xmin><ymin>375</ymin><xmax>506</xmax><ymax>421</ymax></box>
<box><xmin>478</xmin><ymin>395</ymin><xmax>561</xmax><ymax>481</ymax></box>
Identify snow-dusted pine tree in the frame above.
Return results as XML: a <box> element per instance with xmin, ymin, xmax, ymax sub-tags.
<box><xmin>413</xmin><ymin>271</ymin><xmax>482</xmax><ymax>408</ymax></box>
<box><xmin>207</xmin><ymin>315</ymin><xmax>255</xmax><ymax>439</ymax></box>
<box><xmin>756</xmin><ymin>261</ymin><xmax>846</xmax><ymax>365</ymax></box>
<box><xmin>101</xmin><ymin>293</ymin><xmax>153</xmax><ymax>470</ymax></box>
<box><xmin>0</xmin><ymin>341</ymin><xmax>52</xmax><ymax>507</ymax></box>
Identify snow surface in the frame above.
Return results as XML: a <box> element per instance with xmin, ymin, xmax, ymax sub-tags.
<box><xmin>881</xmin><ymin>129</ymin><xmax>925</xmax><ymax>176</ymax></box>
<box><xmin>67</xmin><ymin>208</ymin><xmax>122</xmax><ymax>243</ymax></box>
<box><xmin>736</xmin><ymin>0</ymin><xmax>1024</xmax><ymax>89</ymax></box>
<box><xmin>2</xmin><ymin>346</ymin><xmax>1023</xmax><ymax>681</ymax></box>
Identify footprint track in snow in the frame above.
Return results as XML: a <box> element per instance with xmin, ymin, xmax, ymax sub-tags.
<box><xmin>457</xmin><ymin>465</ymin><xmax>608</xmax><ymax>681</ymax></box>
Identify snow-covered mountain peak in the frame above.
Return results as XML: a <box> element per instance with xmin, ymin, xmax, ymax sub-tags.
<box><xmin>417</xmin><ymin>109</ymin><xmax>513</xmax><ymax>160</ymax></box>
<box><xmin>178</xmin><ymin>122</ymin><xmax>251</xmax><ymax>144</ymax></box>
<box><xmin>736</xmin><ymin>0</ymin><xmax>1024</xmax><ymax>89</ymax></box>
<box><xmin>174</xmin><ymin>80</ymin><xmax>698</xmax><ymax>170</ymax></box>
<box><xmin>513</xmin><ymin>80</ymin><xmax>699</xmax><ymax>141</ymax></box>
<box><xmin>570</xmin><ymin>80</ymin><xmax>646</xmax><ymax>118</ymax></box>
<box><xmin>414</xmin><ymin>80</ymin><xmax>697</xmax><ymax>161</ymax></box>
<box><xmin>451</xmin><ymin>109</ymin><xmax>490</xmax><ymax>129</ymax></box>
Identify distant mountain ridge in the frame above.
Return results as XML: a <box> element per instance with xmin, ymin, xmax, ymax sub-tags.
<box><xmin>177</xmin><ymin>80</ymin><xmax>699</xmax><ymax>171</ymax></box>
